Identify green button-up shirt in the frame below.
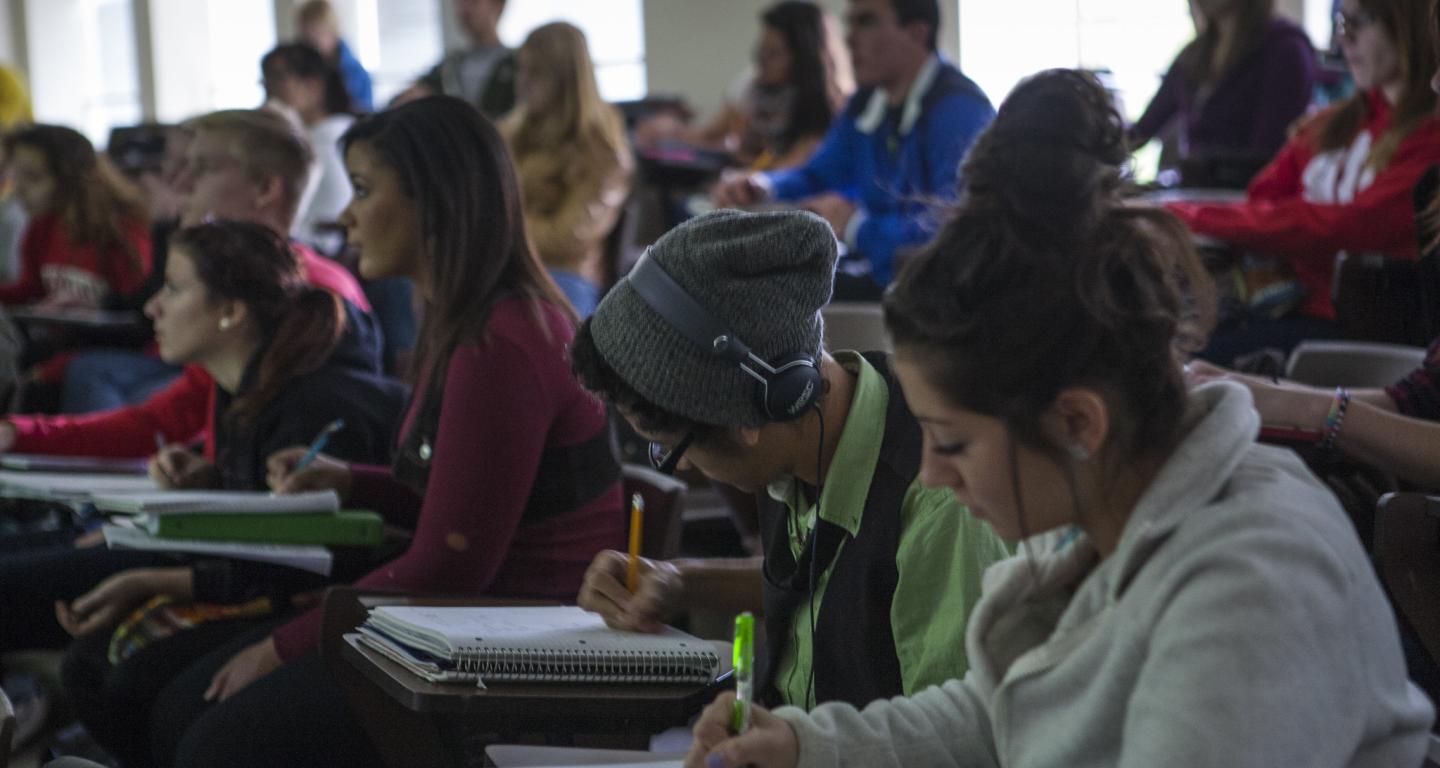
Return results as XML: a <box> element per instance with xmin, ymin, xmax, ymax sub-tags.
<box><xmin>768</xmin><ymin>351</ymin><xmax>1011</xmax><ymax>708</ymax></box>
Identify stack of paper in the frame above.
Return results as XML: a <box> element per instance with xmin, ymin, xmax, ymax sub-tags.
<box><xmin>0</xmin><ymin>454</ymin><xmax>150</xmax><ymax>474</ymax></box>
<box><xmin>102</xmin><ymin>525</ymin><xmax>333</xmax><ymax>575</ymax></box>
<box><xmin>92</xmin><ymin>489</ymin><xmax>341</xmax><ymax>515</ymax></box>
<box><xmin>0</xmin><ymin>470</ymin><xmax>157</xmax><ymax>500</ymax></box>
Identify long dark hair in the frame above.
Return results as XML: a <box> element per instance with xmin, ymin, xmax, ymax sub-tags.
<box><xmin>340</xmin><ymin>96</ymin><xmax>576</xmax><ymax>386</ymax></box>
<box><xmin>171</xmin><ymin>220</ymin><xmax>343</xmax><ymax>428</ymax></box>
<box><xmin>1178</xmin><ymin>0</ymin><xmax>1275</xmax><ymax>90</ymax></box>
<box><xmin>885</xmin><ymin>70</ymin><xmax>1214</xmax><ymax>498</ymax></box>
<box><xmin>261</xmin><ymin>42</ymin><xmax>354</xmax><ymax>117</ymax></box>
<box><xmin>5</xmin><ymin>124</ymin><xmax>147</xmax><ymax>271</ymax></box>
<box><xmin>1316</xmin><ymin>0</ymin><xmax>1437</xmax><ymax>170</ymax></box>
<box><xmin>761</xmin><ymin>1</ymin><xmax>836</xmax><ymax>154</ymax></box>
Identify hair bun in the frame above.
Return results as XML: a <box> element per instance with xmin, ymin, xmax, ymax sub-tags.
<box><xmin>959</xmin><ymin>69</ymin><xmax>1127</xmax><ymax>241</ymax></box>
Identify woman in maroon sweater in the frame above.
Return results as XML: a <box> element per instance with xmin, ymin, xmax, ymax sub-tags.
<box><xmin>143</xmin><ymin>96</ymin><xmax>625</xmax><ymax>768</ymax></box>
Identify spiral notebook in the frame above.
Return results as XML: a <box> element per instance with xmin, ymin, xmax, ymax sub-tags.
<box><xmin>357</xmin><ymin>605</ymin><xmax>720</xmax><ymax>686</ymax></box>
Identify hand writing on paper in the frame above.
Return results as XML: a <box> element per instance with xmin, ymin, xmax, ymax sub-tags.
<box><xmin>685</xmin><ymin>692</ymin><xmax>798</xmax><ymax>768</ymax></box>
<box><xmin>56</xmin><ymin>569</ymin><xmax>159</xmax><ymax>638</ymax></box>
<box><xmin>265</xmin><ymin>446</ymin><xmax>353</xmax><ymax>500</ymax></box>
<box><xmin>206</xmin><ymin>635</ymin><xmax>283</xmax><ymax>702</ymax></box>
<box><xmin>149</xmin><ymin>445</ymin><xmax>220</xmax><ymax>490</ymax></box>
<box><xmin>577</xmin><ymin>549</ymin><xmax>682</xmax><ymax>633</ymax></box>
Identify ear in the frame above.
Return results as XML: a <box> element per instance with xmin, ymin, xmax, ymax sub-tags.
<box><xmin>217</xmin><ymin>299</ymin><xmax>250</xmax><ymax>331</ymax></box>
<box><xmin>736</xmin><ymin>426</ymin><xmax>763</xmax><ymax>448</ymax></box>
<box><xmin>1041</xmin><ymin>387</ymin><xmax>1110</xmax><ymax>460</ymax></box>
<box><xmin>901</xmin><ymin>19</ymin><xmax>932</xmax><ymax>49</ymax></box>
<box><xmin>252</xmin><ymin>172</ymin><xmax>288</xmax><ymax>215</ymax></box>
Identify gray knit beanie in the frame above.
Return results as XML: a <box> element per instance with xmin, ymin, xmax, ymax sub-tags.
<box><xmin>591</xmin><ymin>209</ymin><xmax>836</xmax><ymax>428</ymax></box>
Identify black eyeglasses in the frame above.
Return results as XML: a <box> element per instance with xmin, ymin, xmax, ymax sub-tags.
<box><xmin>648</xmin><ymin>432</ymin><xmax>695</xmax><ymax>476</ymax></box>
<box><xmin>1333</xmin><ymin>8</ymin><xmax>1376</xmax><ymax>39</ymax></box>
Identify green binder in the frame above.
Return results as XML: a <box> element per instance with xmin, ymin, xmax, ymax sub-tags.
<box><xmin>141</xmin><ymin>509</ymin><xmax>384</xmax><ymax>547</ymax></box>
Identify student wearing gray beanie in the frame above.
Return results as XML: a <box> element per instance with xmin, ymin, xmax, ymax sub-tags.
<box><xmin>571</xmin><ymin>208</ymin><xmax>1008</xmax><ymax>712</ymax></box>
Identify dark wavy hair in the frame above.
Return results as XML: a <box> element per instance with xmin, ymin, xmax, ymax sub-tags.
<box><xmin>262</xmin><ymin>42</ymin><xmax>354</xmax><ymax>117</ymax></box>
<box><xmin>5</xmin><ymin>124</ymin><xmax>147</xmax><ymax>272</ymax></box>
<box><xmin>884</xmin><ymin>70</ymin><xmax>1215</xmax><ymax>504</ymax></box>
<box><xmin>171</xmin><ymin>220</ymin><xmax>343</xmax><ymax>428</ymax></box>
<box><xmin>341</xmin><ymin>96</ymin><xmax>575</xmax><ymax>386</ymax></box>
<box><xmin>762</xmin><ymin>1</ymin><xmax>836</xmax><ymax>154</ymax></box>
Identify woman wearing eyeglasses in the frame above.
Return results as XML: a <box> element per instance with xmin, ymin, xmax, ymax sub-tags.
<box><xmin>1168</xmin><ymin>0</ymin><xmax>1440</xmax><ymax>365</ymax></box>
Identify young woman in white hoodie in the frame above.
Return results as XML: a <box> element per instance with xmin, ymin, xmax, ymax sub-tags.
<box><xmin>684</xmin><ymin>68</ymin><xmax>1434</xmax><ymax>768</ymax></box>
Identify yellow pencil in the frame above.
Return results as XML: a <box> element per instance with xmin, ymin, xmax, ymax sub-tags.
<box><xmin>627</xmin><ymin>493</ymin><xmax>645</xmax><ymax>593</ymax></box>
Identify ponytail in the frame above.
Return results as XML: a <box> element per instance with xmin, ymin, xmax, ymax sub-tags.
<box><xmin>229</xmin><ymin>287</ymin><xmax>344</xmax><ymax>428</ymax></box>
<box><xmin>171</xmin><ymin>220</ymin><xmax>346</xmax><ymax>430</ymax></box>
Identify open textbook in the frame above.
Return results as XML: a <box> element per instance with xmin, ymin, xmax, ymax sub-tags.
<box><xmin>358</xmin><ymin>605</ymin><xmax>720</xmax><ymax>686</ymax></box>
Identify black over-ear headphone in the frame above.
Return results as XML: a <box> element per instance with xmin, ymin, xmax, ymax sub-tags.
<box><xmin>628</xmin><ymin>252</ymin><xmax>822</xmax><ymax>422</ymax></box>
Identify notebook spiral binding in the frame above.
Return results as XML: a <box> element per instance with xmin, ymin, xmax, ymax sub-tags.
<box><xmin>453</xmin><ymin>646</ymin><xmax>719</xmax><ymax>683</ymax></box>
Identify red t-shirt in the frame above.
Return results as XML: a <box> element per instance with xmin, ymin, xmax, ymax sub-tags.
<box><xmin>0</xmin><ymin>213</ymin><xmax>152</xmax><ymax>306</ymax></box>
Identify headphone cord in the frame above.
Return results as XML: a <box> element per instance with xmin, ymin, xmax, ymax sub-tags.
<box><xmin>805</xmin><ymin>404</ymin><xmax>825</xmax><ymax>709</ymax></box>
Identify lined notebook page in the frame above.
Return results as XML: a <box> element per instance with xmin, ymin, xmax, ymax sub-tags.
<box><xmin>371</xmin><ymin>605</ymin><xmax>710</xmax><ymax>655</ymax></box>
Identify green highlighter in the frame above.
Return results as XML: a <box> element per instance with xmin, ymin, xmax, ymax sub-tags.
<box><xmin>731</xmin><ymin>611</ymin><xmax>754</xmax><ymax>733</ymax></box>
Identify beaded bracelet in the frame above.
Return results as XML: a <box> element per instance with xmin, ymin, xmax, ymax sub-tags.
<box><xmin>1318</xmin><ymin>387</ymin><xmax>1351</xmax><ymax>452</ymax></box>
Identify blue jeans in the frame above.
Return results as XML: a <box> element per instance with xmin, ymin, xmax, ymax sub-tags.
<box><xmin>548</xmin><ymin>268</ymin><xmax>600</xmax><ymax>319</ymax></box>
<box><xmin>60</xmin><ymin>350</ymin><xmax>183</xmax><ymax>414</ymax></box>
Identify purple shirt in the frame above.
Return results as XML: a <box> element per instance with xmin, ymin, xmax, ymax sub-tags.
<box><xmin>1131</xmin><ymin>18</ymin><xmax>1317</xmax><ymax>162</ymax></box>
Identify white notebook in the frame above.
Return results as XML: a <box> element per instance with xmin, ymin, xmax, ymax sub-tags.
<box><xmin>102</xmin><ymin>525</ymin><xmax>333</xmax><ymax>575</ymax></box>
<box><xmin>92</xmin><ymin>489</ymin><xmax>340</xmax><ymax>516</ymax></box>
<box><xmin>359</xmin><ymin>605</ymin><xmax>720</xmax><ymax>685</ymax></box>
<box><xmin>0</xmin><ymin>470</ymin><xmax>158</xmax><ymax>499</ymax></box>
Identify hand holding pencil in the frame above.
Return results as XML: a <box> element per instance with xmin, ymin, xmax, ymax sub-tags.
<box><xmin>577</xmin><ymin>548</ymin><xmax>682</xmax><ymax>634</ymax></box>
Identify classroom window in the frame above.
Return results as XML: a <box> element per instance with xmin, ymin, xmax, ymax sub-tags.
<box><xmin>25</xmin><ymin>0</ymin><xmax>142</xmax><ymax>146</ymax></box>
<box><xmin>203</xmin><ymin>0</ymin><xmax>277</xmax><ymax>110</ymax></box>
<box><xmin>145</xmin><ymin>0</ymin><xmax>276</xmax><ymax>124</ymax></box>
<box><xmin>498</xmin><ymin>0</ymin><xmax>647</xmax><ymax>102</ymax></box>
<box><xmin>351</xmin><ymin>0</ymin><xmax>446</xmax><ymax>107</ymax></box>
<box><xmin>957</xmin><ymin>0</ymin><xmax>1195</xmax><ymax>123</ymax></box>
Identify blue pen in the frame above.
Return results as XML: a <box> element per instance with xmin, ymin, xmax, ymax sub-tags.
<box><xmin>293</xmin><ymin>419</ymin><xmax>345</xmax><ymax>473</ymax></box>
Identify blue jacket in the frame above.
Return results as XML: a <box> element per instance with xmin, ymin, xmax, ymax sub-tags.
<box><xmin>764</xmin><ymin>57</ymin><xmax>993</xmax><ymax>285</ymax></box>
<box><xmin>336</xmin><ymin>39</ymin><xmax>374</xmax><ymax>112</ymax></box>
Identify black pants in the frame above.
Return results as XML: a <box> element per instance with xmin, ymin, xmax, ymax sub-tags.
<box><xmin>1196</xmin><ymin>314</ymin><xmax>1341</xmax><ymax>368</ymax></box>
<box><xmin>0</xmin><ymin>543</ymin><xmax>173</xmax><ymax>653</ymax></box>
<box><xmin>62</xmin><ymin>615</ymin><xmax>283</xmax><ymax>768</ymax></box>
<box><xmin>148</xmin><ymin>632</ymin><xmax>384</xmax><ymax>768</ymax></box>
